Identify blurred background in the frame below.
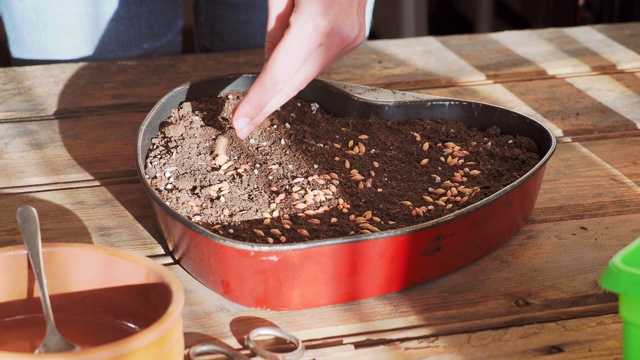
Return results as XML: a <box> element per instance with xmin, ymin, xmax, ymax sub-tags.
<box><xmin>369</xmin><ymin>0</ymin><xmax>640</xmax><ymax>38</ymax></box>
<box><xmin>1</xmin><ymin>0</ymin><xmax>639</xmax><ymax>67</ymax></box>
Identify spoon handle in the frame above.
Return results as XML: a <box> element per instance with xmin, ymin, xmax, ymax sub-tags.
<box><xmin>17</xmin><ymin>205</ymin><xmax>56</xmax><ymax>327</ymax></box>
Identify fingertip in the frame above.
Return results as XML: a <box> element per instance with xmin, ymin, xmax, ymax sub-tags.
<box><xmin>233</xmin><ymin>116</ymin><xmax>254</xmax><ymax>139</ymax></box>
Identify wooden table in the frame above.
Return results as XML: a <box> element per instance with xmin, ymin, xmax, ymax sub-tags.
<box><xmin>2</xmin><ymin>22</ymin><xmax>639</xmax><ymax>359</ymax></box>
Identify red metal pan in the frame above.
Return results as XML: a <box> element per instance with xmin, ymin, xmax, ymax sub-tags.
<box><xmin>136</xmin><ymin>74</ymin><xmax>556</xmax><ymax>310</ymax></box>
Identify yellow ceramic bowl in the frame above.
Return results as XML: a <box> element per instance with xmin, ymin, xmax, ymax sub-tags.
<box><xmin>0</xmin><ymin>243</ymin><xmax>184</xmax><ymax>359</ymax></box>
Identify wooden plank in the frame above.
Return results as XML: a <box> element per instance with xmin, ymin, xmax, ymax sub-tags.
<box><xmin>417</xmin><ymin>73</ymin><xmax>640</xmax><ymax>138</ymax></box>
<box><xmin>2</xmin><ymin>24</ymin><xmax>639</xmax><ymax>121</ymax></box>
<box><xmin>593</xmin><ymin>23</ymin><xmax>640</xmax><ymax>62</ymax></box>
<box><xmin>531</xmin><ymin>141</ymin><xmax>640</xmax><ymax>223</ymax></box>
<box><xmin>310</xmin><ymin>314</ymin><xmax>622</xmax><ymax>359</ymax></box>
<box><xmin>563</xmin><ymin>25</ymin><xmax>640</xmax><ymax>71</ymax></box>
<box><xmin>0</xmin><ymin>183</ymin><xmax>166</xmax><ymax>257</ymax></box>
<box><xmin>327</xmin><ymin>24</ymin><xmax>640</xmax><ymax>89</ymax></box>
<box><xmin>0</xmin><ymin>50</ymin><xmax>264</xmax><ymax>120</ymax></box>
<box><xmin>175</xmin><ymin>212</ymin><xmax>634</xmax><ymax>348</ymax></box>
<box><xmin>581</xmin><ymin>136</ymin><xmax>640</xmax><ymax>184</ymax></box>
<box><xmin>0</xmin><ymin>112</ymin><xmax>142</xmax><ymax>189</ymax></box>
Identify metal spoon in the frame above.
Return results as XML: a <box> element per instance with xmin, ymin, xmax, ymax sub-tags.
<box><xmin>17</xmin><ymin>205</ymin><xmax>81</xmax><ymax>354</ymax></box>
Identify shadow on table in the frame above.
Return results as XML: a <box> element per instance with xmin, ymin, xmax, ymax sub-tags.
<box><xmin>0</xmin><ymin>195</ymin><xmax>92</xmax><ymax>247</ymax></box>
<box><xmin>53</xmin><ymin>62</ymin><xmax>178</xmax><ymax>252</ymax></box>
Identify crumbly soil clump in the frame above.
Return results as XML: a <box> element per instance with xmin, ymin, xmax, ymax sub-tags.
<box><xmin>144</xmin><ymin>91</ymin><xmax>540</xmax><ymax>244</ymax></box>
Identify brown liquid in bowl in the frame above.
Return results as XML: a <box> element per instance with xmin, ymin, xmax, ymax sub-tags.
<box><xmin>0</xmin><ymin>283</ymin><xmax>171</xmax><ymax>353</ymax></box>
<box><xmin>0</xmin><ymin>314</ymin><xmax>139</xmax><ymax>353</ymax></box>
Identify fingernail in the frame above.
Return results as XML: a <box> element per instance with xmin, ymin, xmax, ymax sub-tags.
<box><xmin>234</xmin><ymin>117</ymin><xmax>253</xmax><ymax>139</ymax></box>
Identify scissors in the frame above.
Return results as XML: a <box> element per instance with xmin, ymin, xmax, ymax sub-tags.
<box><xmin>187</xmin><ymin>327</ymin><xmax>305</xmax><ymax>360</ymax></box>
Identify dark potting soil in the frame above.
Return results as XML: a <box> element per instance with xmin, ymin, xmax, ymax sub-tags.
<box><xmin>144</xmin><ymin>91</ymin><xmax>540</xmax><ymax>244</ymax></box>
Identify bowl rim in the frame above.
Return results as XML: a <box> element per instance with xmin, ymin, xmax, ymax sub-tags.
<box><xmin>0</xmin><ymin>243</ymin><xmax>184</xmax><ymax>359</ymax></box>
<box><xmin>136</xmin><ymin>74</ymin><xmax>558</xmax><ymax>252</ymax></box>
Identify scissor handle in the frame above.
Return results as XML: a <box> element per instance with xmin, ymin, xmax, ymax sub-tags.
<box><xmin>187</xmin><ymin>327</ymin><xmax>304</xmax><ymax>360</ymax></box>
<box><xmin>187</xmin><ymin>342</ymin><xmax>251</xmax><ymax>360</ymax></box>
<box><xmin>246</xmin><ymin>327</ymin><xmax>305</xmax><ymax>360</ymax></box>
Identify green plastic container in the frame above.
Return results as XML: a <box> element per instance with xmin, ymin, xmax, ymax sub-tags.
<box><xmin>599</xmin><ymin>237</ymin><xmax>640</xmax><ymax>359</ymax></box>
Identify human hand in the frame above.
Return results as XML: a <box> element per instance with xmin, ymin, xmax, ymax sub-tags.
<box><xmin>232</xmin><ymin>0</ymin><xmax>369</xmax><ymax>139</ymax></box>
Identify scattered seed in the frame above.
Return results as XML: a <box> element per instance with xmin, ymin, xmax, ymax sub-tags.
<box><xmin>423</xmin><ymin>142</ymin><xmax>430</xmax><ymax>151</ymax></box>
<box><xmin>297</xmin><ymin>229</ymin><xmax>310</xmax><ymax>237</ymax></box>
<box><xmin>469</xmin><ymin>170</ymin><xmax>482</xmax><ymax>175</ymax></box>
<box><xmin>400</xmin><ymin>201</ymin><xmax>413</xmax><ymax>206</ymax></box>
<box><xmin>266</xmin><ymin>237</ymin><xmax>274</xmax><ymax>244</ymax></box>
<box><xmin>253</xmin><ymin>229</ymin><xmax>265</xmax><ymax>237</ymax></box>
<box><xmin>420</xmin><ymin>159</ymin><xmax>429</xmax><ymax>166</ymax></box>
<box><xmin>345</xmin><ymin>160</ymin><xmax>351</xmax><ymax>169</ymax></box>
<box><xmin>220</xmin><ymin>161</ymin><xmax>234</xmax><ymax>171</ymax></box>
<box><xmin>360</xmin><ymin>223</ymin><xmax>381</xmax><ymax>232</ymax></box>
<box><xmin>372</xmin><ymin>161</ymin><xmax>379</xmax><ymax>168</ymax></box>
